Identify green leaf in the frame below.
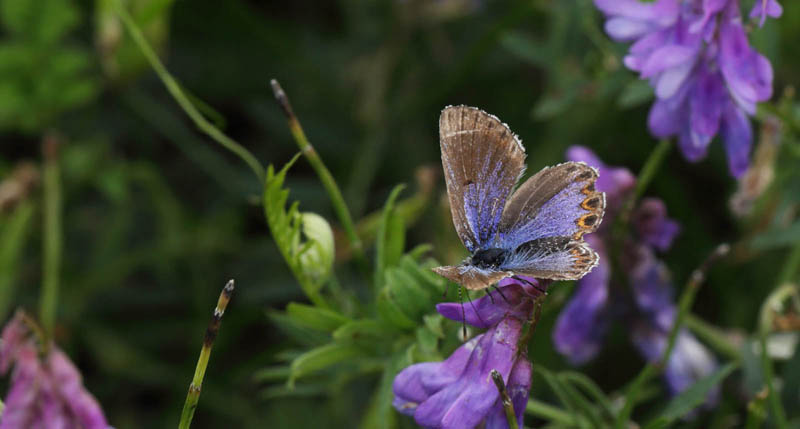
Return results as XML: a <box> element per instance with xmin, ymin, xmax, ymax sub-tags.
<box><xmin>333</xmin><ymin>319</ymin><xmax>394</xmax><ymax>343</ymax></box>
<box><xmin>266</xmin><ymin>310</ymin><xmax>329</xmax><ymax>347</ymax></box>
<box><xmin>0</xmin><ymin>202</ymin><xmax>35</xmax><ymax>320</ymax></box>
<box><xmin>500</xmin><ymin>32</ymin><xmax>551</xmax><ymax>68</ymax></box>
<box><xmin>559</xmin><ymin>371</ymin><xmax>616</xmax><ymax>421</ymax></box>
<box><xmin>533</xmin><ymin>89</ymin><xmax>578</xmax><ymax>120</ymax></box>
<box><xmin>360</xmin><ymin>352</ymin><xmax>411</xmax><ymax>429</ymax></box>
<box><xmin>617</xmin><ymin>79</ymin><xmax>654</xmax><ymax>109</ymax></box>
<box><xmin>642</xmin><ymin>362</ymin><xmax>737</xmax><ymax>429</ymax></box>
<box><xmin>288</xmin><ymin>343</ymin><xmax>363</xmax><ymax>387</ymax></box>
<box><xmin>375</xmin><ymin>184</ymin><xmax>406</xmax><ymax>289</ymax></box>
<box><xmin>376</xmin><ymin>287</ymin><xmax>417</xmax><ymax>330</ymax></box>
<box><xmin>383</xmin><ymin>267</ymin><xmax>431</xmax><ymax>321</ymax></box>
<box><xmin>751</xmin><ymin>221</ymin><xmax>800</xmax><ymax>251</ymax></box>
<box><xmin>285</xmin><ymin>302</ymin><xmax>349</xmax><ymax>332</ymax></box>
<box><xmin>1</xmin><ymin>0</ymin><xmax>79</xmax><ymax>43</ymax></box>
<box><xmin>263</xmin><ymin>154</ymin><xmax>330</xmax><ymax>307</ymax></box>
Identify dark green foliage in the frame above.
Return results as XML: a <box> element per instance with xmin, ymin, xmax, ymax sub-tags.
<box><xmin>2</xmin><ymin>0</ymin><xmax>800</xmax><ymax>428</ymax></box>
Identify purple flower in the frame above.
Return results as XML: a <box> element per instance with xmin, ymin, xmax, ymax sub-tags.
<box><xmin>0</xmin><ymin>312</ymin><xmax>109</xmax><ymax>429</ymax></box>
<box><xmin>596</xmin><ymin>0</ymin><xmax>778</xmax><ymax>177</ymax></box>
<box><xmin>554</xmin><ymin>147</ymin><xmax>718</xmax><ymax>404</ymax></box>
<box><xmin>749</xmin><ymin>0</ymin><xmax>782</xmax><ymax>27</ymax></box>
<box><xmin>393</xmin><ymin>278</ymin><xmax>543</xmax><ymax>428</ymax></box>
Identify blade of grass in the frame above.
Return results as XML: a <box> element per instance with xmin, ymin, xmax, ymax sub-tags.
<box><xmin>178</xmin><ymin>280</ymin><xmax>235</xmax><ymax>429</ymax></box>
<box><xmin>40</xmin><ymin>136</ymin><xmax>62</xmax><ymax>338</ymax></box>
<box><xmin>614</xmin><ymin>244</ymin><xmax>730</xmax><ymax>428</ymax></box>
<box><xmin>114</xmin><ymin>0</ymin><xmax>264</xmax><ymax>182</ymax></box>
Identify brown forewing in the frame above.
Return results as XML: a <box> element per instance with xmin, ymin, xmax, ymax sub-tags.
<box><xmin>439</xmin><ymin>105</ymin><xmax>526</xmax><ymax>251</ymax></box>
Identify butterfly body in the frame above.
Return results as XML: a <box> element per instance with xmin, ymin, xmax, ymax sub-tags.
<box><xmin>433</xmin><ymin>106</ymin><xmax>606</xmax><ymax>290</ymax></box>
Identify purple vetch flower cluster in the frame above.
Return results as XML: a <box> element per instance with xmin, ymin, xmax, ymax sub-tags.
<box><xmin>0</xmin><ymin>312</ymin><xmax>109</xmax><ymax>429</ymax></box>
<box><xmin>595</xmin><ymin>0</ymin><xmax>781</xmax><ymax>177</ymax></box>
<box><xmin>553</xmin><ymin>146</ymin><xmax>718</xmax><ymax>400</ymax></box>
<box><xmin>392</xmin><ymin>277</ymin><xmax>547</xmax><ymax>429</ymax></box>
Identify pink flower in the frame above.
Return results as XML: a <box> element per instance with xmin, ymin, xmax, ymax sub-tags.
<box><xmin>0</xmin><ymin>312</ymin><xmax>109</xmax><ymax>429</ymax></box>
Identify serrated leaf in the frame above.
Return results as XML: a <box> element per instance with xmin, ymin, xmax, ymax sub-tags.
<box><xmin>642</xmin><ymin>362</ymin><xmax>737</xmax><ymax>429</ymax></box>
<box><xmin>288</xmin><ymin>343</ymin><xmax>363</xmax><ymax>387</ymax></box>
<box><xmin>375</xmin><ymin>184</ymin><xmax>406</xmax><ymax>289</ymax></box>
<box><xmin>285</xmin><ymin>302</ymin><xmax>349</xmax><ymax>332</ymax></box>
<box><xmin>264</xmin><ymin>154</ymin><xmax>330</xmax><ymax>306</ymax></box>
<box><xmin>617</xmin><ymin>79</ymin><xmax>654</xmax><ymax>109</ymax></box>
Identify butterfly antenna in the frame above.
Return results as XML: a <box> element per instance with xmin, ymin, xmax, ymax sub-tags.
<box><xmin>443</xmin><ymin>281</ymin><xmax>450</xmax><ymax>299</ymax></box>
<box><xmin>492</xmin><ymin>285</ymin><xmax>509</xmax><ymax>303</ymax></box>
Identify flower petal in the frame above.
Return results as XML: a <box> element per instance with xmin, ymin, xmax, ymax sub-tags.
<box><xmin>633</xmin><ymin>198</ymin><xmax>681</xmax><ymax>251</ymax></box>
<box><xmin>720</xmin><ymin>103</ymin><xmax>753</xmax><ymax>178</ymax></box>
<box><xmin>414</xmin><ymin>318</ymin><xmax>523</xmax><ymax>429</ymax></box>
<box><xmin>553</xmin><ymin>236</ymin><xmax>611</xmax><ymax>365</ymax></box>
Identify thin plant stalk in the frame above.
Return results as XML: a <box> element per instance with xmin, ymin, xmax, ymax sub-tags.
<box><xmin>40</xmin><ymin>135</ymin><xmax>62</xmax><ymax>338</ymax></box>
<box><xmin>758</xmin><ymin>283</ymin><xmax>794</xmax><ymax>429</ymax></box>
<box><xmin>491</xmin><ymin>369</ymin><xmax>519</xmax><ymax>429</ymax></box>
<box><xmin>614</xmin><ymin>243</ymin><xmax>729</xmax><ymax>428</ymax></box>
<box><xmin>526</xmin><ymin>399</ymin><xmax>581</xmax><ymax>426</ymax></box>
<box><xmin>178</xmin><ymin>280</ymin><xmax>235</xmax><ymax>429</ymax></box>
<box><xmin>114</xmin><ymin>1</ymin><xmax>265</xmax><ymax>182</ymax></box>
<box><xmin>270</xmin><ymin>79</ymin><xmax>368</xmax><ymax>273</ymax></box>
<box><xmin>615</xmin><ymin>139</ymin><xmax>672</xmax><ymax>234</ymax></box>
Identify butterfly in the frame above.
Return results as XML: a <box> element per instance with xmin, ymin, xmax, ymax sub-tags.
<box><xmin>432</xmin><ymin>105</ymin><xmax>606</xmax><ymax>290</ymax></box>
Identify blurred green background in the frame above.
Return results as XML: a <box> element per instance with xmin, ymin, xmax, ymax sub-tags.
<box><xmin>1</xmin><ymin>0</ymin><xmax>800</xmax><ymax>427</ymax></box>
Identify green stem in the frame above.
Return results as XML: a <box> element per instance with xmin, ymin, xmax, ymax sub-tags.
<box><xmin>526</xmin><ymin>398</ymin><xmax>579</xmax><ymax>426</ymax></box>
<box><xmin>114</xmin><ymin>1</ymin><xmax>264</xmax><ymax>182</ymax></box>
<box><xmin>777</xmin><ymin>239</ymin><xmax>800</xmax><ymax>285</ymax></box>
<box><xmin>684</xmin><ymin>313</ymin><xmax>741</xmax><ymax>361</ymax></box>
<box><xmin>40</xmin><ymin>136</ymin><xmax>62</xmax><ymax>338</ymax></box>
<box><xmin>269</xmin><ymin>80</ymin><xmax>368</xmax><ymax>274</ymax></box>
<box><xmin>178</xmin><ymin>280</ymin><xmax>235</xmax><ymax>429</ymax></box>
<box><xmin>491</xmin><ymin>370</ymin><xmax>520</xmax><ymax>428</ymax></box>
<box><xmin>758</xmin><ymin>284</ymin><xmax>794</xmax><ymax>429</ymax></box>
<box><xmin>616</xmin><ymin>139</ymin><xmax>672</xmax><ymax>232</ymax></box>
<box><xmin>615</xmin><ymin>244</ymin><xmax>729</xmax><ymax>428</ymax></box>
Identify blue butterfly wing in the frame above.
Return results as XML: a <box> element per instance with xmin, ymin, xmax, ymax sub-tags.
<box><xmin>497</xmin><ymin>162</ymin><xmax>606</xmax><ymax>280</ymax></box>
<box><xmin>439</xmin><ymin>106</ymin><xmax>526</xmax><ymax>253</ymax></box>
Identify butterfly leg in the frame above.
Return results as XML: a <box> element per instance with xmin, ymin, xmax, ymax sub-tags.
<box><xmin>457</xmin><ymin>286</ymin><xmax>467</xmax><ymax>339</ymax></box>
<box><xmin>464</xmin><ymin>289</ymin><xmax>487</xmax><ymax>328</ymax></box>
<box><xmin>511</xmin><ymin>275</ymin><xmax>547</xmax><ymax>295</ymax></box>
<box><xmin>491</xmin><ymin>285</ymin><xmax>509</xmax><ymax>303</ymax></box>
